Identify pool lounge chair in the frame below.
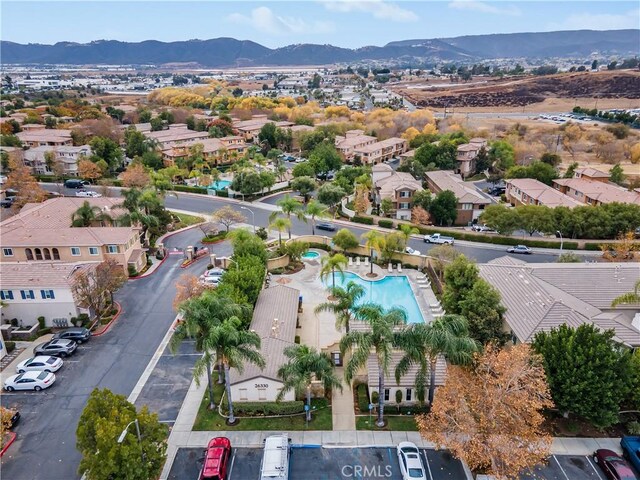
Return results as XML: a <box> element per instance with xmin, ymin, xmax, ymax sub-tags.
<box><xmin>397</xmin><ymin>263</ymin><xmax>402</xmax><ymax>272</ymax></box>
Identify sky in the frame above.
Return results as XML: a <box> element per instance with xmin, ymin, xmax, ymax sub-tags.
<box><xmin>1</xmin><ymin>1</ymin><xmax>638</xmax><ymax>48</ymax></box>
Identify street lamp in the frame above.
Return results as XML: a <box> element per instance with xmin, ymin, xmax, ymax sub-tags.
<box><xmin>556</xmin><ymin>230</ymin><xmax>563</xmax><ymax>255</ymax></box>
<box><xmin>117</xmin><ymin>419</ymin><xmax>143</xmax><ymax>462</ymax></box>
<box><xmin>240</xmin><ymin>206</ymin><xmax>256</xmax><ymax>234</ymax></box>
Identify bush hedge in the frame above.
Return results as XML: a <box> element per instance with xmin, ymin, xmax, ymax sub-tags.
<box><xmin>307</xmin><ymin>242</ymin><xmax>332</xmax><ymax>251</ymax></box>
<box><xmin>215</xmin><ymin>189</ymin><xmax>229</xmax><ymax>198</ymax></box>
<box><xmin>171</xmin><ymin>185</ymin><xmax>208</xmax><ymax>194</ymax></box>
<box><xmin>378</xmin><ymin>219</ymin><xmax>394</xmax><ymax>229</ymax></box>
<box><xmin>5</xmin><ymin>341</ymin><xmax>16</xmax><ymax>353</ymax></box>
<box><xmin>352</xmin><ymin>216</ymin><xmax>374</xmax><ymax>225</ymax></box>
<box><xmin>224</xmin><ymin>401</ymin><xmax>305</xmax><ymax>416</ymax></box>
<box><xmin>355</xmin><ymin>383</ymin><xmax>370</xmax><ymax>413</ymax></box>
<box><xmin>202</xmin><ymin>231</ymin><xmax>228</xmax><ymax>243</ymax></box>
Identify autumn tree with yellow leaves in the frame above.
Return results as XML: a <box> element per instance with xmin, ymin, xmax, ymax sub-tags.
<box><xmin>5</xmin><ymin>157</ymin><xmax>47</xmax><ymax>208</ymax></box>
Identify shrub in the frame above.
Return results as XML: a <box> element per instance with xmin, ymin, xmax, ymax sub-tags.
<box><xmin>78</xmin><ymin>313</ymin><xmax>90</xmax><ymax>327</ymax></box>
<box><xmin>355</xmin><ymin>383</ymin><xmax>370</xmax><ymax>412</ymax></box>
<box><xmin>9</xmin><ymin>318</ymin><xmax>18</xmax><ymax>327</ymax></box>
<box><xmin>307</xmin><ymin>242</ymin><xmax>331</xmax><ymax>251</ymax></box>
<box><xmin>202</xmin><ymin>231</ymin><xmax>227</xmax><ymax>243</ymax></box>
<box><xmin>256</xmin><ymin>227</ymin><xmax>268</xmax><ymax>240</ymax></box>
<box><xmin>224</xmin><ymin>401</ymin><xmax>306</xmax><ymax>416</ymax></box>
<box><xmin>37</xmin><ymin>316</ymin><xmax>46</xmax><ymax>329</ymax></box>
<box><xmin>378</xmin><ymin>219</ymin><xmax>394</xmax><ymax>229</ymax></box>
<box><xmin>628</xmin><ymin>420</ymin><xmax>640</xmax><ymax>435</ymax></box>
<box><xmin>352</xmin><ymin>216</ymin><xmax>374</xmax><ymax>225</ymax></box>
<box><xmin>395</xmin><ymin>390</ymin><xmax>403</xmax><ymax>404</ymax></box>
<box><xmin>171</xmin><ymin>185</ymin><xmax>208</xmax><ymax>194</ymax></box>
<box><xmin>371</xmin><ymin>391</ymin><xmax>379</xmax><ymax>405</ymax></box>
<box><xmin>38</xmin><ymin>327</ymin><xmax>52</xmax><ymax>337</ymax></box>
<box><xmin>128</xmin><ymin>265</ymin><xmax>138</xmax><ymax>277</ymax></box>
<box><xmin>215</xmin><ymin>189</ymin><xmax>229</xmax><ymax>198</ymax></box>
<box><xmin>5</xmin><ymin>341</ymin><xmax>15</xmax><ymax>353</ymax></box>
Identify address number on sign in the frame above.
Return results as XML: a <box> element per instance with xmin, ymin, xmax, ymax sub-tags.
<box><xmin>255</xmin><ymin>384</ymin><xmax>269</xmax><ymax>388</ymax></box>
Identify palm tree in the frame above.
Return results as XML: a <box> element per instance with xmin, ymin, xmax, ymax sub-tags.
<box><xmin>204</xmin><ymin>316</ymin><xmax>265</xmax><ymax>424</ymax></box>
<box><xmin>276</xmin><ymin>345</ymin><xmax>343</xmax><ymax>422</ymax></box>
<box><xmin>611</xmin><ymin>279</ymin><xmax>640</xmax><ymax>307</ymax></box>
<box><xmin>270</xmin><ymin>195</ymin><xmax>305</xmax><ymax>239</ymax></box>
<box><xmin>315</xmin><ymin>281</ymin><xmax>365</xmax><ymax>334</ymax></box>
<box><xmin>340</xmin><ymin>303</ymin><xmax>407</xmax><ymax>427</ymax></box>
<box><xmin>71</xmin><ymin>201</ymin><xmax>113</xmax><ymax>227</ymax></box>
<box><xmin>320</xmin><ymin>253</ymin><xmax>348</xmax><ymax>291</ymax></box>
<box><xmin>398</xmin><ymin>224</ymin><xmax>419</xmax><ymax>250</ymax></box>
<box><xmin>269</xmin><ymin>217</ymin><xmax>291</xmax><ymax>247</ymax></box>
<box><xmin>394</xmin><ymin>314</ymin><xmax>478</xmax><ymax>407</ymax></box>
<box><xmin>170</xmin><ymin>293</ymin><xmax>251</xmax><ymax>409</ymax></box>
<box><xmin>305</xmin><ymin>200</ymin><xmax>328</xmax><ymax>235</ymax></box>
<box><xmin>361</xmin><ymin>230</ymin><xmax>383</xmax><ymax>276</ymax></box>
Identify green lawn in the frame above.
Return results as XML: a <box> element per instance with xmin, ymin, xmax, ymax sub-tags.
<box><xmin>193</xmin><ymin>384</ymin><xmax>333</xmax><ymax>431</ymax></box>
<box><xmin>172</xmin><ymin>212</ymin><xmax>205</xmax><ymax>227</ymax></box>
<box><xmin>355</xmin><ymin>414</ymin><xmax>418</xmax><ymax>431</ymax></box>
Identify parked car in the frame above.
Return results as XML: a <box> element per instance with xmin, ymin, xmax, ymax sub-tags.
<box><xmin>405</xmin><ymin>247</ymin><xmax>421</xmax><ymax>256</ymax></box>
<box><xmin>620</xmin><ymin>436</ymin><xmax>640</xmax><ymax>473</ymax></box>
<box><xmin>34</xmin><ymin>339</ymin><xmax>77</xmax><ymax>357</ymax></box>
<box><xmin>593</xmin><ymin>449</ymin><xmax>637</xmax><ymax>480</ymax></box>
<box><xmin>316</xmin><ymin>222</ymin><xmax>336</xmax><ymax>232</ymax></box>
<box><xmin>472</xmin><ymin>224</ymin><xmax>494</xmax><ymax>233</ymax></box>
<box><xmin>200</xmin><ymin>276</ymin><xmax>221</xmax><ymax>287</ymax></box>
<box><xmin>397</xmin><ymin>442</ymin><xmax>427</xmax><ymax>480</ymax></box>
<box><xmin>16</xmin><ymin>356</ymin><xmax>63</xmax><ymax>374</ymax></box>
<box><xmin>75</xmin><ymin>190</ymin><xmax>102</xmax><ymax>198</ymax></box>
<box><xmin>295</xmin><ymin>157</ymin><xmax>307</xmax><ymax>163</ymax></box>
<box><xmin>424</xmin><ymin>233</ymin><xmax>455</xmax><ymax>245</ymax></box>
<box><xmin>507</xmin><ymin>245</ymin><xmax>532</xmax><ymax>255</ymax></box>
<box><xmin>202</xmin><ymin>268</ymin><xmax>225</xmax><ymax>278</ymax></box>
<box><xmin>64</xmin><ymin>179</ymin><xmax>90</xmax><ymax>189</ymax></box>
<box><xmin>1</xmin><ymin>197</ymin><xmax>14</xmax><ymax>208</ymax></box>
<box><xmin>200</xmin><ymin>437</ymin><xmax>232</xmax><ymax>480</ymax></box>
<box><xmin>0</xmin><ymin>407</ymin><xmax>20</xmax><ymax>429</ymax></box>
<box><xmin>3</xmin><ymin>371</ymin><xmax>56</xmax><ymax>392</ymax></box>
<box><xmin>52</xmin><ymin>327</ymin><xmax>91</xmax><ymax>344</ymax></box>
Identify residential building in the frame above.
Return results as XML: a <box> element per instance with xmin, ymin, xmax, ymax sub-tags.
<box><xmin>229</xmin><ymin>286</ymin><xmax>300</xmax><ymax>402</ymax></box>
<box><xmin>425</xmin><ymin>170</ymin><xmax>490</xmax><ymax>225</ymax></box>
<box><xmin>573</xmin><ymin>167</ymin><xmax>610</xmax><ymax>183</ymax></box>
<box><xmin>143</xmin><ymin>124</ymin><xmax>209</xmax><ymax>149</ymax></box>
<box><xmin>372</xmin><ymin>164</ymin><xmax>423</xmax><ymax>220</ymax></box>
<box><xmin>505</xmin><ymin>178</ymin><xmax>581</xmax><ymax>208</ymax></box>
<box><xmin>0</xmin><ymin>197</ymin><xmax>146</xmax><ymax>273</ymax></box>
<box><xmin>0</xmin><ymin>262</ymin><xmax>95</xmax><ymax>328</ymax></box>
<box><xmin>161</xmin><ymin>136</ymin><xmax>247</xmax><ymax>167</ymax></box>
<box><xmin>479</xmin><ymin>257</ymin><xmax>640</xmax><ymax>348</ymax></box>
<box><xmin>16</xmin><ymin>129</ymin><xmax>73</xmax><ymax>148</ymax></box>
<box><xmin>552</xmin><ymin>177</ymin><xmax>640</xmax><ymax>206</ymax></box>
<box><xmin>233</xmin><ymin>115</ymin><xmax>294</xmax><ymax>141</ymax></box>
<box><xmin>334</xmin><ymin>130</ymin><xmax>376</xmax><ymax>160</ymax></box>
<box><xmin>23</xmin><ymin>145</ymin><xmax>92</xmax><ymax>176</ymax></box>
<box><xmin>455</xmin><ymin>138</ymin><xmax>487</xmax><ymax>178</ymax></box>
<box><xmin>354</xmin><ymin>137</ymin><xmax>408</xmax><ymax>165</ymax></box>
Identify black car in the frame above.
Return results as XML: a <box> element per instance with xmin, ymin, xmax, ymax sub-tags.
<box><xmin>316</xmin><ymin>222</ymin><xmax>336</xmax><ymax>232</ymax></box>
<box><xmin>0</xmin><ymin>197</ymin><xmax>14</xmax><ymax>208</ymax></box>
<box><xmin>53</xmin><ymin>327</ymin><xmax>91</xmax><ymax>344</ymax></box>
<box><xmin>34</xmin><ymin>339</ymin><xmax>77</xmax><ymax>357</ymax></box>
<box><xmin>1</xmin><ymin>407</ymin><xmax>20</xmax><ymax>429</ymax></box>
<box><xmin>64</xmin><ymin>179</ymin><xmax>90</xmax><ymax>189</ymax></box>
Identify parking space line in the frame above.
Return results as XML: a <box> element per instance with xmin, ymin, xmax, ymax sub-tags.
<box><xmin>586</xmin><ymin>455</ymin><xmax>604</xmax><ymax>480</ymax></box>
<box><xmin>553</xmin><ymin>455</ymin><xmax>571</xmax><ymax>480</ymax></box>
<box><xmin>421</xmin><ymin>450</ymin><xmax>434</xmax><ymax>480</ymax></box>
<box><xmin>228</xmin><ymin>450</ymin><xmax>237</xmax><ymax>479</ymax></box>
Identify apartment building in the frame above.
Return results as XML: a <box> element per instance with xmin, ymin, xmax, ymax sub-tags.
<box><xmin>23</xmin><ymin>145</ymin><xmax>92</xmax><ymax>176</ymax></box>
<box><xmin>0</xmin><ymin>197</ymin><xmax>146</xmax><ymax>273</ymax></box>
<box><xmin>16</xmin><ymin>129</ymin><xmax>73</xmax><ymax>148</ymax></box>
<box><xmin>161</xmin><ymin>136</ymin><xmax>248</xmax><ymax>167</ymax></box>
<box><xmin>572</xmin><ymin>167</ymin><xmax>610</xmax><ymax>183</ymax></box>
<box><xmin>233</xmin><ymin>115</ymin><xmax>294</xmax><ymax>141</ymax></box>
<box><xmin>335</xmin><ymin>130</ymin><xmax>376</xmax><ymax>160</ymax></box>
<box><xmin>505</xmin><ymin>178</ymin><xmax>581</xmax><ymax>208</ymax></box>
<box><xmin>372</xmin><ymin>164</ymin><xmax>423</xmax><ymax>220</ymax></box>
<box><xmin>425</xmin><ymin>170</ymin><xmax>490</xmax><ymax>225</ymax></box>
<box><xmin>354</xmin><ymin>137</ymin><xmax>408</xmax><ymax>165</ymax></box>
<box><xmin>552</xmin><ymin>177</ymin><xmax>640</xmax><ymax>206</ymax></box>
<box><xmin>143</xmin><ymin>124</ymin><xmax>209</xmax><ymax>149</ymax></box>
<box><xmin>455</xmin><ymin>138</ymin><xmax>487</xmax><ymax>178</ymax></box>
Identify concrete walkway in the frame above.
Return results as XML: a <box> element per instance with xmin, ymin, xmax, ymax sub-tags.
<box><xmin>331</xmin><ymin>367</ymin><xmax>356</xmax><ymax>430</ymax></box>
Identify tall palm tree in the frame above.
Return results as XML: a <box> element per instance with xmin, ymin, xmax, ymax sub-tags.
<box><xmin>320</xmin><ymin>253</ymin><xmax>348</xmax><ymax>291</ymax></box>
<box><xmin>204</xmin><ymin>316</ymin><xmax>265</xmax><ymax>424</ymax></box>
<box><xmin>315</xmin><ymin>281</ymin><xmax>365</xmax><ymax>334</ymax></box>
<box><xmin>305</xmin><ymin>200</ymin><xmax>328</xmax><ymax>235</ymax></box>
<box><xmin>394</xmin><ymin>314</ymin><xmax>479</xmax><ymax>407</ymax></box>
<box><xmin>270</xmin><ymin>195</ymin><xmax>305</xmax><ymax>239</ymax></box>
<box><xmin>361</xmin><ymin>230</ymin><xmax>383</xmax><ymax>276</ymax></box>
<box><xmin>170</xmin><ymin>292</ymin><xmax>251</xmax><ymax>409</ymax></box>
<box><xmin>71</xmin><ymin>201</ymin><xmax>113</xmax><ymax>227</ymax></box>
<box><xmin>276</xmin><ymin>344</ymin><xmax>343</xmax><ymax>422</ymax></box>
<box><xmin>398</xmin><ymin>224</ymin><xmax>419</xmax><ymax>250</ymax></box>
<box><xmin>269</xmin><ymin>217</ymin><xmax>291</xmax><ymax>247</ymax></box>
<box><xmin>340</xmin><ymin>303</ymin><xmax>407</xmax><ymax>427</ymax></box>
<box><xmin>611</xmin><ymin>279</ymin><xmax>640</xmax><ymax>307</ymax></box>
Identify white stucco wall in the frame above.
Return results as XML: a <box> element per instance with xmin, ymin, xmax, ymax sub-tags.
<box><xmin>231</xmin><ymin>377</ymin><xmax>295</xmax><ymax>402</ymax></box>
<box><xmin>0</xmin><ymin>287</ymin><xmax>81</xmax><ymax>327</ymax></box>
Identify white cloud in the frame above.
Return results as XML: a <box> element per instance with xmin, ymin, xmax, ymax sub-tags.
<box><xmin>448</xmin><ymin>0</ymin><xmax>521</xmax><ymax>17</ymax></box>
<box><xmin>322</xmin><ymin>0</ymin><xmax>418</xmax><ymax>23</ymax></box>
<box><xmin>549</xmin><ymin>9</ymin><xmax>640</xmax><ymax>31</ymax></box>
<box><xmin>227</xmin><ymin>6</ymin><xmax>334</xmax><ymax>36</ymax></box>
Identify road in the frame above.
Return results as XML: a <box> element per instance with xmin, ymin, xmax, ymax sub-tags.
<box><xmin>40</xmin><ymin>184</ymin><xmax>564</xmax><ymax>264</ymax></box>
<box><xmin>0</xmin><ymin>230</ymin><xmax>230</xmax><ymax>480</ymax></box>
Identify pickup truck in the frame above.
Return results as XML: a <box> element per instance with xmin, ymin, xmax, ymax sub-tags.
<box><xmin>424</xmin><ymin>233</ymin><xmax>455</xmax><ymax>245</ymax></box>
<box><xmin>620</xmin><ymin>436</ymin><xmax>640</xmax><ymax>472</ymax></box>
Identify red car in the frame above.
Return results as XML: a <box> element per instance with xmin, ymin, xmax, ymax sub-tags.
<box><xmin>200</xmin><ymin>437</ymin><xmax>232</xmax><ymax>480</ymax></box>
<box><xmin>593</xmin><ymin>449</ymin><xmax>638</xmax><ymax>480</ymax></box>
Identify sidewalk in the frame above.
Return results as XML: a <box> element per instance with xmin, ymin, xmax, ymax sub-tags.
<box><xmin>331</xmin><ymin>367</ymin><xmax>356</xmax><ymax>430</ymax></box>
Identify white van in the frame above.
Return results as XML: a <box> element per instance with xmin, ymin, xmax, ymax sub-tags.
<box><xmin>259</xmin><ymin>434</ymin><xmax>290</xmax><ymax>480</ymax></box>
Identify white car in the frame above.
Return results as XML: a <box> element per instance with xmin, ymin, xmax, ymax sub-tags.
<box><xmin>200</xmin><ymin>276</ymin><xmax>221</xmax><ymax>287</ymax></box>
<box><xmin>4</xmin><ymin>371</ymin><xmax>56</xmax><ymax>392</ymax></box>
<box><xmin>16</xmin><ymin>356</ymin><xmax>63</xmax><ymax>374</ymax></box>
<box><xmin>397</xmin><ymin>442</ymin><xmax>427</xmax><ymax>480</ymax></box>
<box><xmin>405</xmin><ymin>247</ymin><xmax>421</xmax><ymax>256</ymax></box>
<box><xmin>75</xmin><ymin>190</ymin><xmax>102</xmax><ymax>198</ymax></box>
<box><xmin>202</xmin><ymin>268</ymin><xmax>225</xmax><ymax>278</ymax></box>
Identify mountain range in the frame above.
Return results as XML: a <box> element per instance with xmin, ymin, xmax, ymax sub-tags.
<box><xmin>1</xmin><ymin>30</ymin><xmax>638</xmax><ymax>67</ymax></box>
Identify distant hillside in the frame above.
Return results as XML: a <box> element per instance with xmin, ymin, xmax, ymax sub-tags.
<box><xmin>2</xmin><ymin>30</ymin><xmax>638</xmax><ymax>66</ymax></box>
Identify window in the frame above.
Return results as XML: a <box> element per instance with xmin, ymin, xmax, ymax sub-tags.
<box><xmin>20</xmin><ymin>290</ymin><xmax>35</xmax><ymax>300</ymax></box>
<box><xmin>2</xmin><ymin>248</ymin><xmax>13</xmax><ymax>257</ymax></box>
<box><xmin>399</xmin><ymin>191</ymin><xmax>410</xmax><ymax>198</ymax></box>
<box><xmin>0</xmin><ymin>290</ymin><xmax>13</xmax><ymax>300</ymax></box>
<box><xmin>258</xmin><ymin>388</ymin><xmax>267</xmax><ymax>401</ymax></box>
<box><xmin>71</xmin><ymin>247</ymin><xmax>81</xmax><ymax>256</ymax></box>
<box><xmin>43</xmin><ymin>248</ymin><xmax>51</xmax><ymax>260</ymax></box>
<box><xmin>26</xmin><ymin>248</ymin><xmax>34</xmax><ymax>260</ymax></box>
<box><xmin>41</xmin><ymin>290</ymin><xmax>55</xmax><ymax>299</ymax></box>
<box><xmin>384</xmin><ymin>389</ymin><xmax>390</xmax><ymax>402</ymax></box>
<box><xmin>239</xmin><ymin>388</ymin><xmax>248</xmax><ymax>401</ymax></box>
<box><xmin>399</xmin><ymin>203</ymin><xmax>410</xmax><ymax>210</ymax></box>
<box><xmin>106</xmin><ymin>245</ymin><xmax>119</xmax><ymax>254</ymax></box>
<box><xmin>406</xmin><ymin>388</ymin><xmax>412</xmax><ymax>402</ymax></box>
<box><xmin>88</xmin><ymin>247</ymin><xmax>99</xmax><ymax>256</ymax></box>
<box><xmin>52</xmin><ymin>248</ymin><xmax>60</xmax><ymax>260</ymax></box>
<box><xmin>462</xmin><ymin>203</ymin><xmax>473</xmax><ymax>210</ymax></box>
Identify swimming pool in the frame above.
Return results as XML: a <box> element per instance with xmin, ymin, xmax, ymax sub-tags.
<box><xmin>325</xmin><ymin>272</ymin><xmax>424</xmax><ymax>324</ymax></box>
<box><xmin>302</xmin><ymin>251</ymin><xmax>320</xmax><ymax>260</ymax></box>
<box><xmin>210</xmin><ymin>180</ymin><xmax>232</xmax><ymax>190</ymax></box>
